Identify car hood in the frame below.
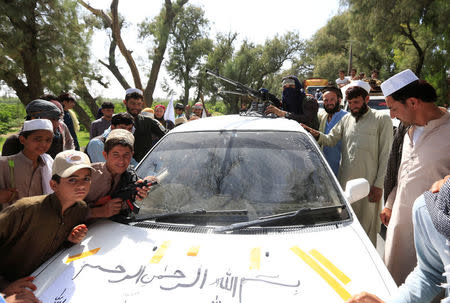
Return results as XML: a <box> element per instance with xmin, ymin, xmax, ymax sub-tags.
<box><xmin>33</xmin><ymin>220</ymin><xmax>397</xmax><ymax>302</ymax></box>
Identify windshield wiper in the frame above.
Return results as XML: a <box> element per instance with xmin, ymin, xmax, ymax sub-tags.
<box><xmin>215</xmin><ymin>204</ymin><xmax>346</xmax><ymax>233</ymax></box>
<box><xmin>133</xmin><ymin>209</ymin><xmax>248</xmax><ymax>222</ymax></box>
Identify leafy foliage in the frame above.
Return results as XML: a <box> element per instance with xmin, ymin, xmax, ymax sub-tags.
<box><xmin>0</xmin><ymin>100</ymin><xmax>26</xmax><ymax>135</ymax></box>
<box><xmin>204</xmin><ymin>32</ymin><xmax>304</xmax><ymax>113</ymax></box>
<box><xmin>165</xmin><ymin>4</ymin><xmax>213</xmax><ymax>104</ymax></box>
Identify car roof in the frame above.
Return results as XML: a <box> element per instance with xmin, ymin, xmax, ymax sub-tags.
<box><xmin>170</xmin><ymin>114</ymin><xmax>308</xmax><ymax>134</ymax></box>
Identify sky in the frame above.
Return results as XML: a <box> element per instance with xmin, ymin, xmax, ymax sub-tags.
<box><xmin>0</xmin><ymin>0</ymin><xmax>341</xmax><ymax>99</ymax></box>
<box><xmin>87</xmin><ymin>0</ymin><xmax>342</xmax><ymax>99</ymax></box>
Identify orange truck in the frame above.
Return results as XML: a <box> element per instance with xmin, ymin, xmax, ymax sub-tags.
<box><xmin>303</xmin><ymin>78</ymin><xmax>329</xmax><ymax>96</ymax></box>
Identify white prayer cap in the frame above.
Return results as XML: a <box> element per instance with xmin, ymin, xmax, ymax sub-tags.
<box><xmin>125</xmin><ymin>88</ymin><xmax>143</xmax><ymax>96</ymax></box>
<box><xmin>349</xmin><ymin>80</ymin><xmax>371</xmax><ymax>94</ymax></box>
<box><xmin>381</xmin><ymin>69</ymin><xmax>418</xmax><ymax>97</ymax></box>
<box><xmin>22</xmin><ymin>119</ymin><xmax>54</xmax><ymax>133</ymax></box>
<box><xmin>341</xmin><ymin>80</ymin><xmax>371</xmax><ymax>97</ymax></box>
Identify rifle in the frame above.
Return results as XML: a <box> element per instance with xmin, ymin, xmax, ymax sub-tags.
<box><xmin>206</xmin><ymin>69</ymin><xmax>281</xmax><ymax>108</ymax></box>
<box><xmin>95</xmin><ymin>179</ymin><xmax>156</xmax><ymax>215</ymax></box>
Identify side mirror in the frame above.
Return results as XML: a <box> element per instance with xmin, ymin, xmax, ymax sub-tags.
<box><xmin>344</xmin><ymin>178</ymin><xmax>370</xmax><ymax>203</ymax></box>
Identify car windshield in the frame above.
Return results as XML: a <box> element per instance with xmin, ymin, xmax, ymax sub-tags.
<box><xmin>368</xmin><ymin>98</ymin><xmax>388</xmax><ymax>110</ymax></box>
<box><xmin>135</xmin><ymin>131</ymin><xmax>346</xmax><ymax>225</ymax></box>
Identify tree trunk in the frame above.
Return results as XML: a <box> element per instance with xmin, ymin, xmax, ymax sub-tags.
<box><xmin>73</xmin><ymin>102</ymin><xmax>93</xmax><ymax>132</ymax></box>
<box><xmin>401</xmin><ymin>22</ymin><xmax>425</xmax><ymax>77</ymax></box>
<box><xmin>99</xmin><ymin>40</ymin><xmax>131</xmax><ymax>90</ymax></box>
<box><xmin>143</xmin><ymin>0</ymin><xmax>188</xmax><ymax>107</ymax></box>
<box><xmin>183</xmin><ymin>72</ymin><xmax>190</xmax><ymax>105</ymax></box>
<box><xmin>110</xmin><ymin>0</ymin><xmax>142</xmax><ymax>90</ymax></box>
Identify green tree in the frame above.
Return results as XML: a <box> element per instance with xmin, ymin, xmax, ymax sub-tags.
<box><xmin>165</xmin><ymin>4</ymin><xmax>213</xmax><ymax>105</ymax></box>
<box><xmin>302</xmin><ymin>12</ymin><xmax>391</xmax><ymax>82</ymax></box>
<box><xmin>206</xmin><ymin>32</ymin><xmax>304</xmax><ymax>113</ymax></box>
<box><xmin>345</xmin><ymin>0</ymin><xmax>449</xmax><ymax>102</ymax></box>
<box><xmin>0</xmin><ymin>0</ymin><xmax>102</xmax><ymax>130</ymax></box>
<box><xmin>80</xmin><ymin>0</ymin><xmax>188</xmax><ymax>106</ymax></box>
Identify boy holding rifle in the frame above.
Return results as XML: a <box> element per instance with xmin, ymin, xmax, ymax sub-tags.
<box><xmin>86</xmin><ymin>129</ymin><xmax>154</xmax><ymax>219</ymax></box>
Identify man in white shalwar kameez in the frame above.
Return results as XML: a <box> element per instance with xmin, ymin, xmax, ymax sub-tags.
<box><xmin>380</xmin><ymin>69</ymin><xmax>450</xmax><ymax>285</ymax></box>
<box><xmin>302</xmin><ymin>81</ymin><xmax>393</xmax><ymax>245</ymax></box>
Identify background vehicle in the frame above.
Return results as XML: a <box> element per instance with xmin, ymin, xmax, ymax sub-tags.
<box><xmin>343</xmin><ymin>95</ymin><xmax>399</xmax><ymax>128</ymax></box>
<box><xmin>303</xmin><ymin>78</ymin><xmax>329</xmax><ymax>96</ymax></box>
<box><xmin>32</xmin><ymin>116</ymin><xmax>397</xmax><ymax>302</ymax></box>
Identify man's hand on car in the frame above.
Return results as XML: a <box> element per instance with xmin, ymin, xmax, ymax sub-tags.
<box><xmin>4</xmin><ymin>291</ymin><xmax>42</xmax><ymax>303</ymax></box>
<box><xmin>67</xmin><ymin>224</ymin><xmax>88</xmax><ymax>244</ymax></box>
<box><xmin>2</xmin><ymin>277</ymin><xmax>37</xmax><ymax>298</ymax></box>
<box><xmin>264</xmin><ymin>105</ymin><xmax>285</xmax><ymax>117</ymax></box>
<box><xmin>346</xmin><ymin>292</ymin><xmax>384</xmax><ymax>303</ymax></box>
<box><xmin>300</xmin><ymin>123</ymin><xmax>320</xmax><ymax>139</ymax></box>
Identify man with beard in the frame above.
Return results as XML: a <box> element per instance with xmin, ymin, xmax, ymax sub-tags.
<box><xmin>265</xmin><ymin>75</ymin><xmax>319</xmax><ymax>129</ymax></box>
<box><xmin>302</xmin><ymin>81</ymin><xmax>393</xmax><ymax>245</ymax></box>
<box><xmin>122</xmin><ymin>88</ymin><xmax>166</xmax><ymax>162</ymax></box>
<box><xmin>317</xmin><ymin>86</ymin><xmax>348</xmax><ymax>176</ymax></box>
<box><xmin>379</xmin><ymin>69</ymin><xmax>450</xmax><ymax>286</ymax></box>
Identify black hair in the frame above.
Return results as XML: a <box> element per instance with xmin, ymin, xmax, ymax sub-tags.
<box><xmin>390</xmin><ymin>80</ymin><xmax>437</xmax><ymax>104</ymax></box>
<box><xmin>125</xmin><ymin>92</ymin><xmax>143</xmax><ymax>102</ymax></box>
<box><xmin>111</xmin><ymin>112</ymin><xmax>134</xmax><ymax>127</ymax></box>
<box><xmin>101</xmin><ymin>101</ymin><xmax>115</xmax><ymax>109</ymax></box>
<box><xmin>58</xmin><ymin>93</ymin><xmax>75</xmax><ymax>103</ymax></box>
<box><xmin>338</xmin><ymin>69</ymin><xmax>345</xmax><ymax>74</ymax></box>
<box><xmin>19</xmin><ymin>130</ymin><xmax>34</xmax><ymax>138</ymax></box>
<box><xmin>346</xmin><ymin>86</ymin><xmax>368</xmax><ymax>100</ymax></box>
<box><xmin>39</xmin><ymin>94</ymin><xmax>59</xmax><ymax>101</ymax></box>
<box><xmin>322</xmin><ymin>86</ymin><xmax>342</xmax><ymax>99</ymax></box>
<box><xmin>104</xmin><ymin>137</ymin><xmax>134</xmax><ymax>154</ymax></box>
<box><xmin>372</xmin><ymin>69</ymin><xmax>379</xmax><ymax>75</ymax></box>
<box><xmin>351</xmin><ymin>68</ymin><xmax>357</xmax><ymax>72</ymax></box>
<box><xmin>51</xmin><ymin>174</ymin><xmax>61</xmax><ymax>183</ymax></box>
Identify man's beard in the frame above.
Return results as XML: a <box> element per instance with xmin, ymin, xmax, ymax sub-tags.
<box><xmin>325</xmin><ymin>102</ymin><xmax>340</xmax><ymax>114</ymax></box>
<box><xmin>126</xmin><ymin>106</ymin><xmax>140</xmax><ymax>117</ymax></box>
<box><xmin>351</xmin><ymin>102</ymin><xmax>369</xmax><ymax>121</ymax></box>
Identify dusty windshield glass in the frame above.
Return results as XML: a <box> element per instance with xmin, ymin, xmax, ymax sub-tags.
<box><xmin>135</xmin><ymin>131</ymin><xmax>344</xmax><ymax>223</ymax></box>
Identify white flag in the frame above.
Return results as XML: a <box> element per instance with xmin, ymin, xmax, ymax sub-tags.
<box><xmin>164</xmin><ymin>98</ymin><xmax>176</xmax><ymax>123</ymax></box>
<box><xmin>201</xmin><ymin>103</ymin><xmax>207</xmax><ymax>118</ymax></box>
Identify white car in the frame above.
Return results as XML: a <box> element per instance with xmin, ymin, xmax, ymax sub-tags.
<box><xmin>32</xmin><ymin>115</ymin><xmax>397</xmax><ymax>302</ymax></box>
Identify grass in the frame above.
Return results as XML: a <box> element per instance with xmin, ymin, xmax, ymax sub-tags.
<box><xmin>77</xmin><ymin>130</ymin><xmax>90</xmax><ymax>151</ymax></box>
<box><xmin>0</xmin><ymin>137</ymin><xmax>5</xmax><ymax>153</ymax></box>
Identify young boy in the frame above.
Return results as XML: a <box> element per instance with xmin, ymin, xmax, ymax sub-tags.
<box><xmin>0</xmin><ymin>119</ymin><xmax>54</xmax><ymax>208</ymax></box>
<box><xmin>86</xmin><ymin>129</ymin><xmax>152</xmax><ymax>218</ymax></box>
<box><xmin>0</xmin><ymin>150</ymin><xmax>92</xmax><ymax>297</ymax></box>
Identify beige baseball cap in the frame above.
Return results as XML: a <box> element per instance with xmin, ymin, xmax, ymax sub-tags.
<box><xmin>105</xmin><ymin>129</ymin><xmax>135</xmax><ymax>146</ymax></box>
<box><xmin>52</xmin><ymin>150</ymin><xmax>93</xmax><ymax>178</ymax></box>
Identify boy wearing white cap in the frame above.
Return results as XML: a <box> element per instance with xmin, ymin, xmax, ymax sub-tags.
<box><xmin>302</xmin><ymin>82</ymin><xmax>393</xmax><ymax>245</ymax></box>
<box><xmin>380</xmin><ymin>69</ymin><xmax>450</xmax><ymax>285</ymax></box>
<box><xmin>0</xmin><ymin>150</ymin><xmax>92</xmax><ymax>298</ymax></box>
<box><xmin>0</xmin><ymin>120</ymin><xmax>54</xmax><ymax>208</ymax></box>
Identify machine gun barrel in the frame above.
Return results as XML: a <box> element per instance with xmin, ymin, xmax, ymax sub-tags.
<box><xmin>206</xmin><ymin>69</ymin><xmax>281</xmax><ymax>108</ymax></box>
<box><xmin>206</xmin><ymin>69</ymin><xmax>261</xmax><ymax>99</ymax></box>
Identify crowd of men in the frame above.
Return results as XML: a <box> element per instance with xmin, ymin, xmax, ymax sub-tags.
<box><xmin>0</xmin><ymin>68</ymin><xmax>449</xmax><ymax>302</ymax></box>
